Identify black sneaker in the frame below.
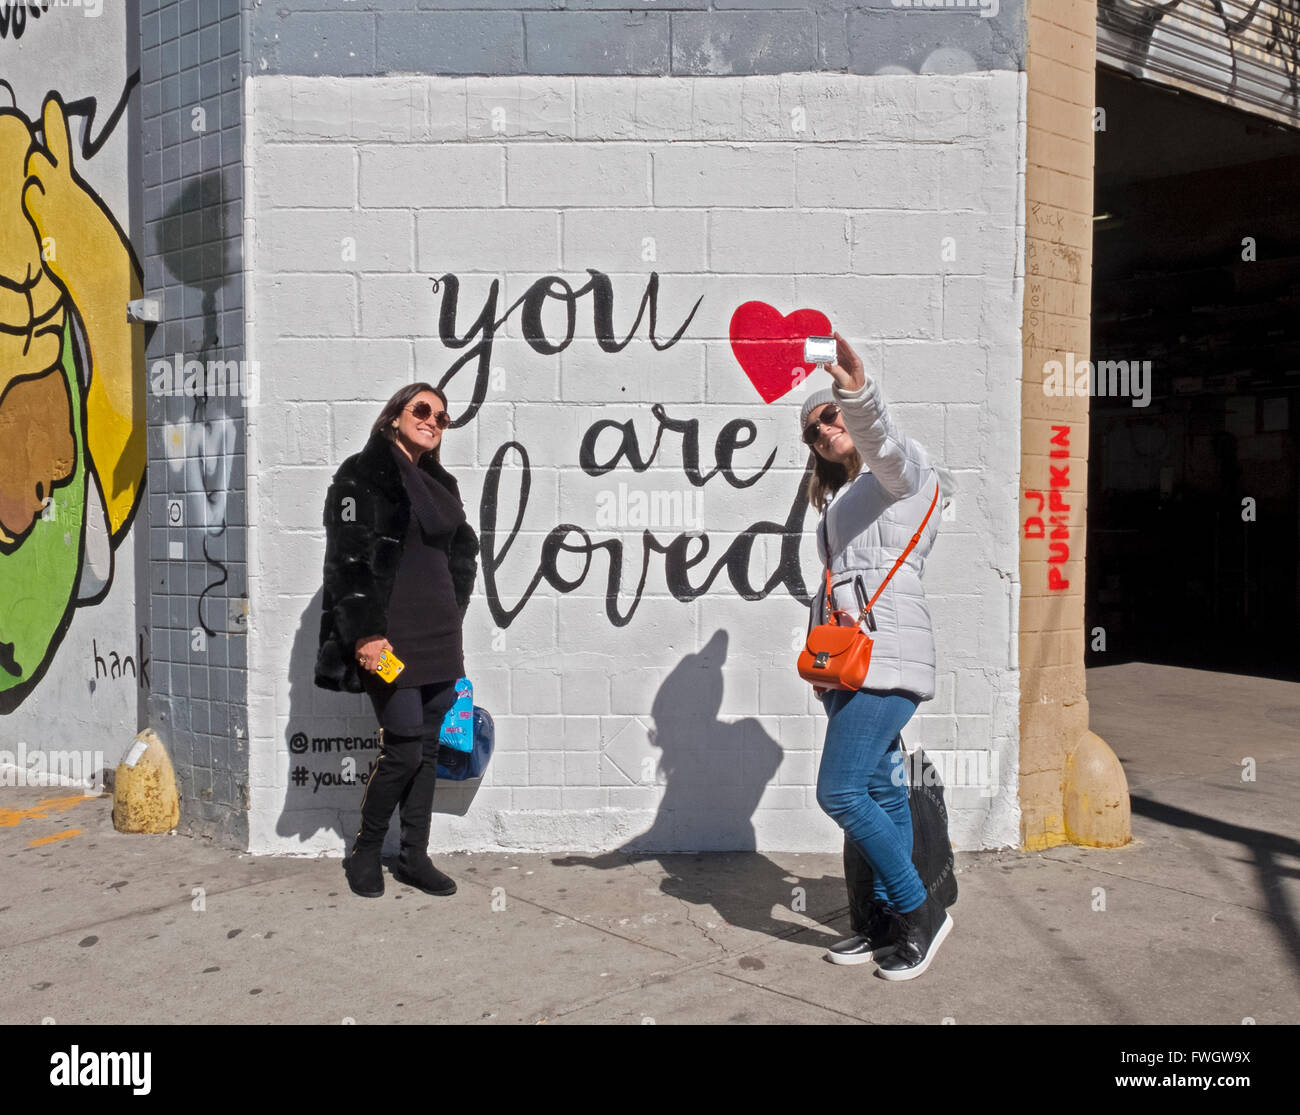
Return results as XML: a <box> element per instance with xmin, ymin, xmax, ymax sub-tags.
<box><xmin>344</xmin><ymin>843</ymin><xmax>384</xmax><ymax>898</ymax></box>
<box><xmin>826</xmin><ymin>901</ymin><xmax>897</xmax><ymax>965</ymax></box>
<box><xmin>391</xmin><ymin>851</ymin><xmax>457</xmax><ymax>896</ymax></box>
<box><xmin>874</xmin><ymin>893</ymin><xmax>952</xmax><ymax>981</ymax></box>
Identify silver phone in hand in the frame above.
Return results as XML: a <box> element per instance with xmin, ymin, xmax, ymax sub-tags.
<box><xmin>804</xmin><ymin>336</ymin><xmax>836</xmax><ymax>366</ymax></box>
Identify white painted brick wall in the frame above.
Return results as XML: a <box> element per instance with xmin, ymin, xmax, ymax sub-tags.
<box><xmin>262</xmin><ymin>209</ymin><xmax>415</xmax><ymax>272</ymax></box>
<box><xmin>245</xmin><ymin>73</ymin><xmax>1025</xmax><ymax>857</ymax></box>
<box><xmin>654</xmin><ymin>146</ymin><xmax>797</xmax><ymax>208</ymax></box>
<box><xmin>510</xmin><ymin>144</ymin><xmax>652</xmax><ymax>207</ymax></box>
<box><xmin>562</xmin><ymin>209</ymin><xmax>708</xmax><ymax>271</ymax></box>
<box><xmin>258</xmin><ymin>146</ymin><xmax>356</xmax><ymax>207</ymax></box>
<box><xmin>418</xmin><ymin>209</ymin><xmax>559</xmax><ymax>272</ymax></box>
<box><xmin>360</xmin><ymin>145</ymin><xmax>504</xmax><ymax>208</ymax></box>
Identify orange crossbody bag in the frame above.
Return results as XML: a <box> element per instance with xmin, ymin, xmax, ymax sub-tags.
<box><xmin>797</xmin><ymin>482</ymin><xmax>939</xmax><ymax>691</ymax></box>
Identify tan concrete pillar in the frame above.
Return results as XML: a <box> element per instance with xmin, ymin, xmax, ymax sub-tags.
<box><xmin>1019</xmin><ymin>0</ymin><xmax>1130</xmax><ymax>849</ymax></box>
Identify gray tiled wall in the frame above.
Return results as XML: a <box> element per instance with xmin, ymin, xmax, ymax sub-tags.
<box><xmin>140</xmin><ymin>0</ymin><xmax>249</xmax><ymax>846</ymax></box>
<box><xmin>250</xmin><ymin>0</ymin><xmax>1025</xmax><ymax>77</ymax></box>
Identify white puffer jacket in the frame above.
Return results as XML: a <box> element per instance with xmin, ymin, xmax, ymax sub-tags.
<box><xmin>811</xmin><ymin>375</ymin><xmax>942</xmax><ymax>701</ymax></box>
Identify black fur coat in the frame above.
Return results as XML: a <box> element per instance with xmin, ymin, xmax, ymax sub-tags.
<box><xmin>314</xmin><ymin>432</ymin><xmax>479</xmax><ymax>693</ymax></box>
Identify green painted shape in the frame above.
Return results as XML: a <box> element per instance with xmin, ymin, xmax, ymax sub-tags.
<box><xmin>0</xmin><ymin>317</ymin><xmax>88</xmax><ymax>701</ymax></box>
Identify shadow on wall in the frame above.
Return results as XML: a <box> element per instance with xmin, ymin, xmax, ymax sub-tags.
<box><xmin>637</xmin><ymin>628</ymin><xmax>781</xmax><ymax>852</ymax></box>
<box><xmin>158</xmin><ymin>171</ymin><xmax>228</xmax><ymax>355</ymax></box>
<box><xmin>555</xmin><ymin>630</ymin><xmax>845</xmax><ymax>948</ymax></box>
<box><xmin>155</xmin><ymin>172</ymin><xmax>243</xmax><ymax>644</ymax></box>
<box><xmin>272</xmin><ymin>611</ymin><xmax>831</xmax><ymax>946</ymax></box>
<box><xmin>276</xmin><ymin>591</ymin><xmax>485</xmax><ymax>851</ymax></box>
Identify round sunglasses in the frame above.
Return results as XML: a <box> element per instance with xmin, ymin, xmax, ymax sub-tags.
<box><xmin>405</xmin><ymin>400</ymin><xmax>451</xmax><ymax>428</ymax></box>
<box><xmin>802</xmin><ymin>404</ymin><xmax>841</xmax><ymax>446</ymax></box>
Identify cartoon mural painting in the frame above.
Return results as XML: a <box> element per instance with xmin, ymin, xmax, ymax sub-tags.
<box><xmin>0</xmin><ymin>90</ymin><xmax>144</xmax><ymax>712</ymax></box>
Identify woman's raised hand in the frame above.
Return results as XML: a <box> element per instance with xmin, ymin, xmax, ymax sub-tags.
<box><xmin>825</xmin><ymin>330</ymin><xmax>866</xmax><ymax>393</ymax></box>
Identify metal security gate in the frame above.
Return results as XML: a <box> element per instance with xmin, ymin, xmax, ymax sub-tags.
<box><xmin>1098</xmin><ymin>0</ymin><xmax>1300</xmax><ymax>128</ymax></box>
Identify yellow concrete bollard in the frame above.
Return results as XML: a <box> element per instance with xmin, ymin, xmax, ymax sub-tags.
<box><xmin>1063</xmin><ymin>730</ymin><xmax>1131</xmax><ymax>848</ymax></box>
<box><xmin>112</xmin><ymin>729</ymin><xmax>180</xmax><ymax>834</ymax></box>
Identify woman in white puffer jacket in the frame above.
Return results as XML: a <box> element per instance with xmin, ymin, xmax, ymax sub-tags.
<box><xmin>803</xmin><ymin>331</ymin><xmax>953</xmax><ymax>982</ymax></box>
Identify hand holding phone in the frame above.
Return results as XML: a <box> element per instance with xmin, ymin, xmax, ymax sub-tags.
<box><xmin>804</xmin><ymin>335</ymin><xmax>836</xmax><ymax>367</ymax></box>
<box><xmin>374</xmin><ymin>648</ymin><xmax>406</xmax><ymax>684</ymax></box>
<box><xmin>355</xmin><ymin>634</ymin><xmax>393</xmax><ymax>674</ymax></box>
<box><xmin>827</xmin><ymin>331</ymin><xmax>866</xmax><ymax>392</ymax></box>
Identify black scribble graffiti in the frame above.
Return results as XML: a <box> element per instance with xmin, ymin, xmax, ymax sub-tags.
<box><xmin>0</xmin><ymin>70</ymin><xmax>140</xmax><ymax>162</ymax></box>
<box><xmin>199</xmin><ymin>527</ymin><xmax>229</xmax><ymax>640</ymax></box>
<box><xmin>89</xmin><ymin>630</ymin><xmax>149</xmax><ymax>690</ymax></box>
<box><xmin>0</xmin><ymin>1</ymin><xmax>50</xmax><ymax>41</ymax></box>
<box><xmin>185</xmin><ymin>388</ymin><xmax>236</xmax><ymax>640</ymax></box>
<box><xmin>59</xmin><ymin>70</ymin><xmax>142</xmax><ymax>162</ymax></box>
<box><xmin>1101</xmin><ymin>0</ymin><xmax>1300</xmax><ymax>108</ymax></box>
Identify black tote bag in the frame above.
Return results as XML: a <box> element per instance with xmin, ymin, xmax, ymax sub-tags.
<box><xmin>844</xmin><ymin>739</ymin><xmax>957</xmax><ymax>932</ymax></box>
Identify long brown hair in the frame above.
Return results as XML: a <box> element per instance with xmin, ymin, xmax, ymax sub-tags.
<box><xmin>807</xmin><ymin>448</ymin><xmax>863</xmax><ymax>514</ymax></box>
<box><xmin>371</xmin><ymin>382</ymin><xmax>449</xmax><ymax>462</ymax></box>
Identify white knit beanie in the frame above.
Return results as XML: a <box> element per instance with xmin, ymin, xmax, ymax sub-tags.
<box><xmin>799</xmin><ymin>387</ymin><xmax>837</xmax><ymax>431</ymax></box>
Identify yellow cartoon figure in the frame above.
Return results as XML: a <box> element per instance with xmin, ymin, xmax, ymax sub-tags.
<box><xmin>0</xmin><ymin>93</ymin><xmax>143</xmax><ymax>711</ymax></box>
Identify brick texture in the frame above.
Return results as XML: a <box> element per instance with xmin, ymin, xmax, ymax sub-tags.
<box><xmin>248</xmin><ymin>1</ymin><xmax>1027</xmax><ymax>77</ymax></box>
<box><xmin>141</xmin><ymin>0</ymin><xmax>250</xmax><ymax>847</ymax></box>
<box><xmin>1017</xmin><ymin>0</ymin><xmax>1097</xmax><ymax>850</ymax></box>
<box><xmin>245</xmin><ymin>72</ymin><xmax>1026</xmax><ymax>854</ymax></box>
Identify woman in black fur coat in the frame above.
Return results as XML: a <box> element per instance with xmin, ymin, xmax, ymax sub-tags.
<box><xmin>314</xmin><ymin>382</ymin><xmax>479</xmax><ymax>899</ymax></box>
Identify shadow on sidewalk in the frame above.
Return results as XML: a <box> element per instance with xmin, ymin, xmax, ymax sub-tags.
<box><xmin>553</xmin><ymin>629</ymin><xmax>845</xmax><ymax>948</ymax></box>
<box><xmin>1132</xmin><ymin>795</ymin><xmax>1300</xmax><ymax>979</ymax></box>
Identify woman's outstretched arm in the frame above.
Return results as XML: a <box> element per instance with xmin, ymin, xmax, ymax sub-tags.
<box><xmin>826</xmin><ymin>331</ymin><xmax>932</xmax><ymax>502</ymax></box>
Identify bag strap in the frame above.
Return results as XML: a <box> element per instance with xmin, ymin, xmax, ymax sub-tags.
<box><xmin>818</xmin><ymin>480</ymin><xmax>940</xmax><ymax>623</ymax></box>
<box><xmin>819</xmin><ymin>515</ymin><xmax>834</xmax><ymax>619</ymax></box>
<box><xmin>865</xmin><ymin>481</ymin><xmax>940</xmax><ymax>614</ymax></box>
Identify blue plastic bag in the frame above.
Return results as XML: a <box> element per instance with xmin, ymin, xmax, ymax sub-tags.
<box><xmin>438</xmin><ymin>677</ymin><xmax>475</xmax><ymax>753</ymax></box>
<box><xmin>437</xmin><ymin>706</ymin><xmax>495</xmax><ymax>782</ymax></box>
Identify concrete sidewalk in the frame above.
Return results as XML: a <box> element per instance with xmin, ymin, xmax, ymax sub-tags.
<box><xmin>2</xmin><ymin>663</ymin><xmax>1297</xmax><ymax>1025</ymax></box>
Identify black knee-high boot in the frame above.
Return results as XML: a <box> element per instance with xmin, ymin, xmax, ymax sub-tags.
<box><xmin>391</xmin><ymin>724</ymin><xmax>456</xmax><ymax>896</ymax></box>
<box><xmin>345</xmin><ymin>728</ymin><xmax>422</xmax><ymax>898</ymax></box>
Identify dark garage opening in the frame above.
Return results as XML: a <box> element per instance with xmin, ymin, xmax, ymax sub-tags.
<box><xmin>1088</xmin><ymin>67</ymin><xmax>1300</xmax><ymax>681</ymax></box>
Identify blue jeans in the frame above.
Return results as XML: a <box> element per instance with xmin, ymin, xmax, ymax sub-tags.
<box><xmin>816</xmin><ymin>688</ymin><xmax>926</xmax><ymax>914</ymax></box>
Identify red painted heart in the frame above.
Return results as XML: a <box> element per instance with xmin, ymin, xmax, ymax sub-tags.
<box><xmin>728</xmin><ymin>302</ymin><xmax>834</xmax><ymax>404</ymax></box>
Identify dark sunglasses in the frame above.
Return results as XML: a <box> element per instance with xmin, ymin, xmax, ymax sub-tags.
<box><xmin>406</xmin><ymin>400</ymin><xmax>451</xmax><ymax>428</ymax></box>
<box><xmin>802</xmin><ymin>404</ymin><xmax>841</xmax><ymax>445</ymax></box>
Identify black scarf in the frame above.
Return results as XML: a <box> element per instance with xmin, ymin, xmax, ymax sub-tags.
<box><xmin>391</xmin><ymin>442</ymin><xmax>466</xmax><ymax>539</ymax></box>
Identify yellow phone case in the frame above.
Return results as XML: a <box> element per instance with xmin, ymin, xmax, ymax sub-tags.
<box><xmin>374</xmin><ymin>649</ymin><xmax>405</xmax><ymax>684</ymax></box>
